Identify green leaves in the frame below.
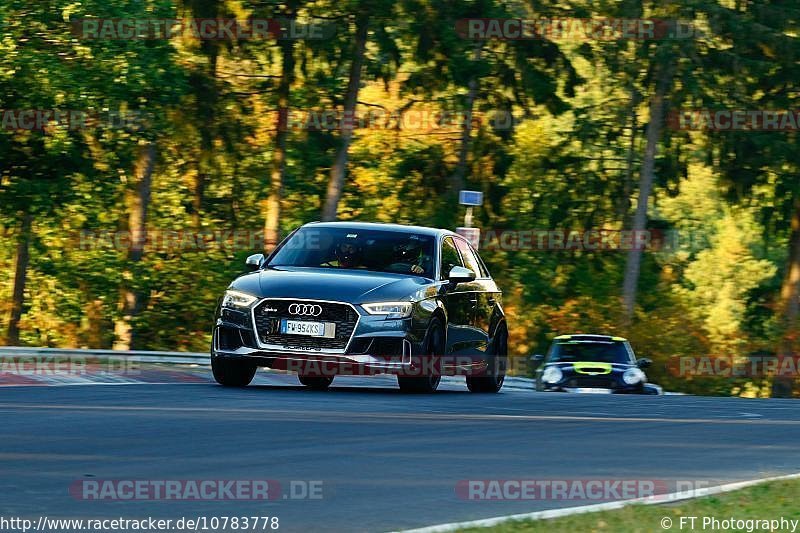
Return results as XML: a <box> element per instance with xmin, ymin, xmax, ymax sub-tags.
<box><xmin>0</xmin><ymin>0</ymin><xmax>797</xmax><ymax>398</ymax></box>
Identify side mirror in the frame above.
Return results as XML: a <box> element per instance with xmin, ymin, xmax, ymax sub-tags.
<box><xmin>447</xmin><ymin>265</ymin><xmax>476</xmax><ymax>285</ymax></box>
<box><xmin>245</xmin><ymin>253</ymin><xmax>265</xmax><ymax>271</ymax></box>
<box><xmin>529</xmin><ymin>353</ymin><xmax>545</xmax><ymax>369</ymax></box>
<box><xmin>636</xmin><ymin>358</ymin><xmax>652</xmax><ymax>369</ymax></box>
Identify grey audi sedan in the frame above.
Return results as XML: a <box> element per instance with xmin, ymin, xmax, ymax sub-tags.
<box><xmin>211</xmin><ymin>221</ymin><xmax>507</xmax><ymax>393</ymax></box>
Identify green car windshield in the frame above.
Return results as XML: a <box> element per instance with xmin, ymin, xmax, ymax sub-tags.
<box><xmin>548</xmin><ymin>341</ymin><xmax>632</xmax><ymax>364</ymax></box>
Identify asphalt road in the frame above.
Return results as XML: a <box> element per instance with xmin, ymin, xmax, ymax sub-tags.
<box><xmin>2</xmin><ymin>371</ymin><xmax>800</xmax><ymax>532</ymax></box>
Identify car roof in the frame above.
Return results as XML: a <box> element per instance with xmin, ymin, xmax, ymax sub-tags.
<box><xmin>553</xmin><ymin>334</ymin><xmax>628</xmax><ymax>342</ymax></box>
<box><xmin>303</xmin><ymin>221</ymin><xmax>457</xmax><ymax>238</ymax></box>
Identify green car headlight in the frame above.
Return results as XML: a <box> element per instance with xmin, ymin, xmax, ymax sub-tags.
<box><xmin>542</xmin><ymin>366</ymin><xmax>563</xmax><ymax>384</ymax></box>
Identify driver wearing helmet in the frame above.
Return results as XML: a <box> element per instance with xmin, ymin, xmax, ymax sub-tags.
<box><xmin>332</xmin><ymin>239</ymin><xmax>362</xmax><ymax>269</ymax></box>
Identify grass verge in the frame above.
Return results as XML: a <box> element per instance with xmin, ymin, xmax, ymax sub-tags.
<box><xmin>461</xmin><ymin>478</ymin><xmax>800</xmax><ymax>532</ymax></box>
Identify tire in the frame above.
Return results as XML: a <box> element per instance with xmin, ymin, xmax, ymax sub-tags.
<box><xmin>299</xmin><ymin>375</ymin><xmax>334</xmax><ymax>390</ymax></box>
<box><xmin>642</xmin><ymin>383</ymin><xmax>662</xmax><ymax>395</ymax></box>
<box><xmin>211</xmin><ymin>355</ymin><xmax>257</xmax><ymax>387</ymax></box>
<box><xmin>466</xmin><ymin>328</ymin><xmax>506</xmax><ymax>393</ymax></box>
<box><xmin>397</xmin><ymin>320</ymin><xmax>443</xmax><ymax>394</ymax></box>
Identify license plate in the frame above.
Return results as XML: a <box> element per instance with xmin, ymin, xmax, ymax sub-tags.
<box><xmin>571</xmin><ymin>387</ymin><xmax>613</xmax><ymax>394</ymax></box>
<box><xmin>280</xmin><ymin>319</ymin><xmax>335</xmax><ymax>338</ymax></box>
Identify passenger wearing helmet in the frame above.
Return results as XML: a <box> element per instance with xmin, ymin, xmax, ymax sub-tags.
<box><xmin>388</xmin><ymin>239</ymin><xmax>427</xmax><ymax>274</ymax></box>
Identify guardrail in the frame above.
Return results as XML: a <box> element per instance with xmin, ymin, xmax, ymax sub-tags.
<box><xmin>0</xmin><ymin>347</ymin><xmax>673</xmax><ymax>393</ymax></box>
<box><xmin>0</xmin><ymin>347</ymin><xmax>536</xmax><ymax>387</ymax></box>
<box><xmin>0</xmin><ymin>346</ymin><xmax>210</xmax><ymax>366</ymax></box>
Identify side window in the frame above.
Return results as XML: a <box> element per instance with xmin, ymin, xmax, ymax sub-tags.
<box><xmin>440</xmin><ymin>237</ymin><xmax>464</xmax><ymax>279</ymax></box>
<box><xmin>471</xmin><ymin>244</ymin><xmax>491</xmax><ymax>278</ymax></box>
<box><xmin>454</xmin><ymin>238</ymin><xmax>483</xmax><ymax>278</ymax></box>
<box><xmin>475</xmin><ymin>251</ymin><xmax>491</xmax><ymax>278</ymax></box>
<box><xmin>624</xmin><ymin>342</ymin><xmax>636</xmax><ymax>362</ymax></box>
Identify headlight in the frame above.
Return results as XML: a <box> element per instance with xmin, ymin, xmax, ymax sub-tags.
<box><xmin>542</xmin><ymin>366</ymin><xmax>563</xmax><ymax>384</ymax></box>
<box><xmin>361</xmin><ymin>301</ymin><xmax>413</xmax><ymax>319</ymax></box>
<box><xmin>221</xmin><ymin>290</ymin><xmax>258</xmax><ymax>309</ymax></box>
<box><xmin>623</xmin><ymin>367</ymin><xmax>646</xmax><ymax>385</ymax></box>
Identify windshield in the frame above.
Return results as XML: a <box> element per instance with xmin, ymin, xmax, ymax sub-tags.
<box><xmin>548</xmin><ymin>341</ymin><xmax>632</xmax><ymax>364</ymax></box>
<box><xmin>268</xmin><ymin>226</ymin><xmax>436</xmax><ymax>277</ymax></box>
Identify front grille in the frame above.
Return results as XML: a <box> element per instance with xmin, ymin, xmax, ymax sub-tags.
<box><xmin>216</xmin><ymin>326</ymin><xmax>257</xmax><ymax>350</ymax></box>
<box><xmin>217</xmin><ymin>326</ymin><xmax>244</xmax><ymax>351</ymax></box>
<box><xmin>220</xmin><ymin>307</ymin><xmax>250</xmax><ymax>329</ymax></box>
<box><xmin>576</xmin><ymin>367</ymin><xmax>610</xmax><ymax>374</ymax></box>
<box><xmin>369</xmin><ymin>337</ymin><xmax>404</xmax><ymax>357</ymax></box>
<box><xmin>346</xmin><ymin>337</ymin><xmax>372</xmax><ymax>354</ymax></box>
<box><xmin>568</xmin><ymin>376</ymin><xmax>616</xmax><ymax>389</ymax></box>
<box><xmin>253</xmin><ymin>299</ymin><xmax>359</xmax><ymax>352</ymax></box>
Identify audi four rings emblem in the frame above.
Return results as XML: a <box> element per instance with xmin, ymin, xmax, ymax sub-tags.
<box><xmin>288</xmin><ymin>303</ymin><xmax>323</xmax><ymax>316</ymax></box>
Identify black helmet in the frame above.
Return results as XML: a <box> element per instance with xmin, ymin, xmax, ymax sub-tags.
<box><xmin>335</xmin><ymin>239</ymin><xmax>361</xmax><ymax>265</ymax></box>
<box><xmin>394</xmin><ymin>239</ymin><xmax>422</xmax><ymax>262</ymax></box>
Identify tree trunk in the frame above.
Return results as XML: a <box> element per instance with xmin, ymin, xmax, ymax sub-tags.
<box><xmin>450</xmin><ymin>44</ymin><xmax>483</xmax><ymax>195</ymax></box>
<box><xmin>620</xmin><ymin>85</ymin><xmax>639</xmax><ymax>220</ymax></box>
<box><xmin>622</xmin><ymin>67</ymin><xmax>672</xmax><ymax>325</ymax></box>
<box><xmin>5</xmin><ymin>211</ymin><xmax>33</xmax><ymax>345</ymax></box>
<box><xmin>188</xmin><ymin>0</ymin><xmax>220</xmax><ymax>230</ymax></box>
<box><xmin>265</xmin><ymin>5</ymin><xmax>297</xmax><ymax>251</ymax></box>
<box><xmin>772</xmin><ymin>196</ymin><xmax>800</xmax><ymax>397</ymax></box>
<box><xmin>320</xmin><ymin>13</ymin><xmax>369</xmax><ymax>222</ymax></box>
<box><xmin>193</xmin><ymin>50</ymin><xmax>217</xmax><ymax>230</ymax></box>
<box><xmin>113</xmin><ymin>142</ymin><xmax>156</xmax><ymax>350</ymax></box>
<box><xmin>81</xmin><ymin>291</ymin><xmax>106</xmax><ymax>349</ymax></box>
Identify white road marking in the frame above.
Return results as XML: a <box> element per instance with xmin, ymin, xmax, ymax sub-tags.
<box><xmin>394</xmin><ymin>471</ymin><xmax>800</xmax><ymax>533</ymax></box>
<box><xmin>0</xmin><ymin>402</ymin><xmax>798</xmax><ymax>425</ymax></box>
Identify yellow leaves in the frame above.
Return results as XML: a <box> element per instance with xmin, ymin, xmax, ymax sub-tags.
<box><xmin>758</xmin><ymin>42</ymin><xmax>777</xmax><ymax>59</ymax></box>
<box><xmin>660</xmin><ymin>163</ymin><xmax>776</xmax><ymax>350</ymax></box>
<box><xmin>60</xmin><ymin>3</ymin><xmax>82</xmax><ymax>22</ymax></box>
<box><xmin>678</xmin><ymin>210</ymin><xmax>776</xmax><ymax>349</ymax></box>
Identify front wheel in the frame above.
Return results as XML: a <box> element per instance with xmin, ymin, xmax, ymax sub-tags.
<box><xmin>466</xmin><ymin>329</ymin><xmax>506</xmax><ymax>393</ymax></box>
<box><xmin>299</xmin><ymin>375</ymin><xmax>334</xmax><ymax>390</ymax></box>
<box><xmin>211</xmin><ymin>355</ymin><xmax>257</xmax><ymax>387</ymax></box>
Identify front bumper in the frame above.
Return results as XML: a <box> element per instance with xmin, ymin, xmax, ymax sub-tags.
<box><xmin>212</xmin><ymin>340</ymin><xmax>414</xmax><ymax>374</ymax></box>
<box><xmin>540</xmin><ymin>381</ymin><xmax>646</xmax><ymax>394</ymax></box>
<box><xmin>213</xmin><ymin>297</ymin><xmax>427</xmax><ymax>375</ymax></box>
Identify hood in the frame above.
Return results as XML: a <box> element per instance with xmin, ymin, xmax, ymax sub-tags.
<box><xmin>547</xmin><ymin>361</ymin><xmax>634</xmax><ymax>374</ymax></box>
<box><xmin>228</xmin><ymin>266</ymin><xmax>433</xmax><ymax>304</ymax></box>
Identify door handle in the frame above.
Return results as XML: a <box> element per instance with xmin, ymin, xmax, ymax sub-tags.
<box><xmin>488</xmin><ymin>297</ymin><xmax>496</xmax><ymax>305</ymax></box>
